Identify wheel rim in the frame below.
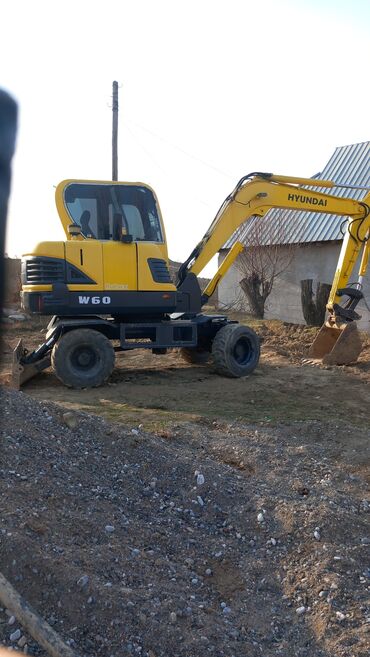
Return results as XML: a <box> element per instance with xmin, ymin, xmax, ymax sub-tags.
<box><xmin>70</xmin><ymin>346</ymin><xmax>99</xmax><ymax>371</ymax></box>
<box><xmin>233</xmin><ymin>336</ymin><xmax>252</xmax><ymax>366</ymax></box>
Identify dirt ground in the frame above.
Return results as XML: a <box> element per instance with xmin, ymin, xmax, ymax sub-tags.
<box><xmin>1</xmin><ymin>315</ymin><xmax>370</xmax><ymax>434</ymax></box>
<box><xmin>0</xmin><ymin>314</ymin><xmax>369</xmax><ymax>656</ymax></box>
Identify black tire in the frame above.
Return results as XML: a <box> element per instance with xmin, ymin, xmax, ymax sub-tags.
<box><xmin>212</xmin><ymin>324</ymin><xmax>260</xmax><ymax>378</ymax></box>
<box><xmin>51</xmin><ymin>329</ymin><xmax>115</xmax><ymax>388</ymax></box>
<box><xmin>180</xmin><ymin>346</ymin><xmax>211</xmax><ymax>365</ymax></box>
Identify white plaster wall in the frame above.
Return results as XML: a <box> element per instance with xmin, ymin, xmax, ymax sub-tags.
<box><xmin>218</xmin><ymin>243</ymin><xmax>370</xmax><ymax>332</ymax></box>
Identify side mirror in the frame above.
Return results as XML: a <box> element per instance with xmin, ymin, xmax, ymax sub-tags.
<box><xmin>68</xmin><ymin>224</ymin><xmax>82</xmax><ymax>236</ymax></box>
<box><xmin>121</xmin><ymin>234</ymin><xmax>133</xmax><ymax>243</ymax></box>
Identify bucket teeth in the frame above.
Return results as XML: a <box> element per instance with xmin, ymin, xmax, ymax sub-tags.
<box><xmin>309</xmin><ymin>321</ymin><xmax>362</xmax><ymax>366</ymax></box>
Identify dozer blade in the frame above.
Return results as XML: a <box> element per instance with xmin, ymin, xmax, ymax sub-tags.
<box><xmin>308</xmin><ymin>321</ymin><xmax>362</xmax><ymax>366</ymax></box>
<box><xmin>10</xmin><ymin>339</ymin><xmax>51</xmax><ymax>389</ymax></box>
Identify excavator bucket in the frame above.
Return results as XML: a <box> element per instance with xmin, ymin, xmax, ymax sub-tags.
<box><xmin>308</xmin><ymin>321</ymin><xmax>362</xmax><ymax>365</ymax></box>
<box><xmin>10</xmin><ymin>339</ymin><xmax>51</xmax><ymax>389</ymax></box>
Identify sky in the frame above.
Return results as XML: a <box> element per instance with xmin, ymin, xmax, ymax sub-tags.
<box><xmin>2</xmin><ymin>0</ymin><xmax>369</xmax><ymax>276</ymax></box>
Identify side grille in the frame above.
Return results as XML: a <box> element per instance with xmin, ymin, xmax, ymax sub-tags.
<box><xmin>147</xmin><ymin>258</ymin><xmax>172</xmax><ymax>284</ymax></box>
<box><xmin>22</xmin><ymin>257</ymin><xmax>66</xmax><ymax>285</ymax></box>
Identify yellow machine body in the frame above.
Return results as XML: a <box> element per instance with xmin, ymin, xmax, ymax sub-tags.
<box><xmin>21</xmin><ymin>180</ymin><xmax>177</xmax><ymax>317</ymax></box>
<box><xmin>22</xmin><ymin>239</ymin><xmax>174</xmax><ymax>293</ymax></box>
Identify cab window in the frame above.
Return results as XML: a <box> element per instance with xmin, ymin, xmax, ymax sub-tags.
<box><xmin>64</xmin><ymin>183</ymin><xmax>163</xmax><ymax>242</ymax></box>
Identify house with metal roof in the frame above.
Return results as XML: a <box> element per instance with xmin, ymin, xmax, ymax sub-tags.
<box><xmin>217</xmin><ymin>141</ymin><xmax>370</xmax><ymax>331</ymax></box>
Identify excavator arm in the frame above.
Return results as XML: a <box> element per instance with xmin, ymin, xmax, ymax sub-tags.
<box><xmin>178</xmin><ymin>172</ymin><xmax>370</xmax><ymax>323</ymax></box>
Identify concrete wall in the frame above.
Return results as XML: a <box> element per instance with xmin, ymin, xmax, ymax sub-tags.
<box><xmin>218</xmin><ymin>242</ymin><xmax>370</xmax><ymax>332</ymax></box>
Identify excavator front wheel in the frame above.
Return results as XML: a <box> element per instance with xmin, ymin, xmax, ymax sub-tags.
<box><xmin>212</xmin><ymin>324</ymin><xmax>260</xmax><ymax>377</ymax></box>
<box><xmin>51</xmin><ymin>329</ymin><xmax>115</xmax><ymax>388</ymax></box>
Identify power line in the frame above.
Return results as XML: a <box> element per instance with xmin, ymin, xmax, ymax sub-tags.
<box><xmin>126</xmin><ymin>125</ymin><xmax>169</xmax><ymax>177</ymax></box>
<box><xmin>125</xmin><ymin>126</ymin><xmax>214</xmax><ymax>210</ymax></box>
<box><xmin>127</xmin><ymin>119</ymin><xmax>235</xmax><ymax>180</ymax></box>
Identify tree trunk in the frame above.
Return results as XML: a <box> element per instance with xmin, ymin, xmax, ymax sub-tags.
<box><xmin>300</xmin><ymin>279</ymin><xmax>331</xmax><ymax>326</ymax></box>
<box><xmin>240</xmin><ymin>275</ymin><xmax>266</xmax><ymax>318</ymax></box>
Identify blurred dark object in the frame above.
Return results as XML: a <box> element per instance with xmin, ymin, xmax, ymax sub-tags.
<box><xmin>0</xmin><ymin>89</ymin><xmax>18</xmax><ymax>319</ymax></box>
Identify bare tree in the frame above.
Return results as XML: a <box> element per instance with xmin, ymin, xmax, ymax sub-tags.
<box><xmin>236</xmin><ymin>212</ymin><xmax>297</xmax><ymax>319</ymax></box>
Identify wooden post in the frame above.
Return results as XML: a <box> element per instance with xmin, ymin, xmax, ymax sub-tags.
<box><xmin>112</xmin><ymin>81</ymin><xmax>118</xmax><ymax>181</ymax></box>
<box><xmin>0</xmin><ymin>572</ymin><xmax>80</xmax><ymax>657</ymax></box>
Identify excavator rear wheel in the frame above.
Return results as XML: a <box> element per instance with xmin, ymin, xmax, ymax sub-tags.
<box><xmin>51</xmin><ymin>329</ymin><xmax>115</xmax><ymax>388</ymax></box>
<box><xmin>212</xmin><ymin>324</ymin><xmax>260</xmax><ymax>378</ymax></box>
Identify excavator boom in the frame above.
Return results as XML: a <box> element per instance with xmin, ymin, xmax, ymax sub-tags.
<box><xmin>179</xmin><ymin>172</ymin><xmax>370</xmax><ymax>365</ymax></box>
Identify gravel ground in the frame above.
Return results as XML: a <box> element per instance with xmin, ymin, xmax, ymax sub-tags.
<box><xmin>0</xmin><ymin>386</ymin><xmax>369</xmax><ymax>657</ymax></box>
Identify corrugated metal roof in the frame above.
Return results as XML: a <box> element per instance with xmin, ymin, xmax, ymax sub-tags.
<box><xmin>223</xmin><ymin>141</ymin><xmax>370</xmax><ymax>248</ymax></box>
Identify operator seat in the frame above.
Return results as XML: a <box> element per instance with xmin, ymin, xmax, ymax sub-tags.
<box><xmin>80</xmin><ymin>210</ymin><xmax>95</xmax><ymax>238</ymax></box>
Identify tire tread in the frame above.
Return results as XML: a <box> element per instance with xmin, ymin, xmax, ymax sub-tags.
<box><xmin>51</xmin><ymin>329</ymin><xmax>115</xmax><ymax>388</ymax></box>
<box><xmin>212</xmin><ymin>323</ymin><xmax>260</xmax><ymax>378</ymax></box>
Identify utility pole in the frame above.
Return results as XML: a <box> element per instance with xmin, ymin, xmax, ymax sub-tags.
<box><xmin>112</xmin><ymin>81</ymin><xmax>118</xmax><ymax>181</ymax></box>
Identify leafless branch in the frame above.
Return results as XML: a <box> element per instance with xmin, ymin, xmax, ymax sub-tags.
<box><xmin>235</xmin><ymin>212</ymin><xmax>298</xmax><ymax>318</ymax></box>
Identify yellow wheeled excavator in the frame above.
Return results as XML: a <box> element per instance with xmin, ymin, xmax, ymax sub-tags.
<box><xmin>12</xmin><ymin>172</ymin><xmax>370</xmax><ymax>388</ymax></box>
